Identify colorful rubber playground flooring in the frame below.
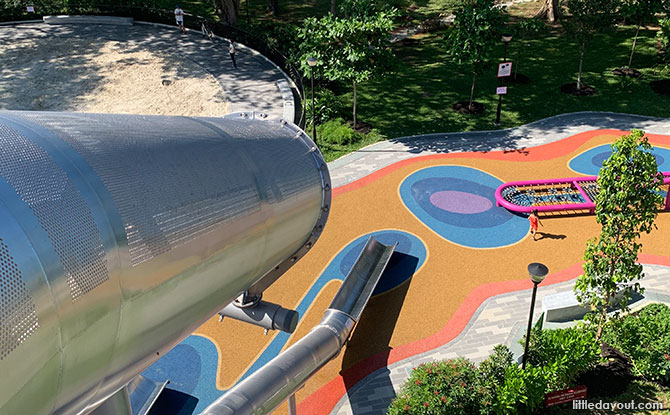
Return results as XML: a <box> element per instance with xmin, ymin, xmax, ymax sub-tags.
<box><xmin>144</xmin><ymin>129</ymin><xmax>670</xmax><ymax>415</ymax></box>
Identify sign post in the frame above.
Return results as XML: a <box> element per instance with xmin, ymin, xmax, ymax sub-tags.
<box><xmin>495</xmin><ymin>62</ymin><xmax>512</xmax><ymax>125</ymax></box>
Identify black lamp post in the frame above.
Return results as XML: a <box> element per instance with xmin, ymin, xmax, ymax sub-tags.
<box><xmin>522</xmin><ymin>262</ymin><xmax>549</xmax><ymax>369</ymax></box>
<box><xmin>307</xmin><ymin>57</ymin><xmax>317</xmax><ymax>142</ymax></box>
<box><xmin>495</xmin><ymin>33</ymin><xmax>513</xmax><ymax>126</ymax></box>
<box><xmin>246</xmin><ymin>0</ymin><xmax>250</xmax><ymax>25</ymax></box>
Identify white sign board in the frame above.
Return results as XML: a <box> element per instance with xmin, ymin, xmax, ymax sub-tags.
<box><xmin>497</xmin><ymin>62</ymin><xmax>512</xmax><ymax>78</ymax></box>
<box><xmin>26</xmin><ymin>5</ymin><xmax>35</xmax><ymax>12</ymax></box>
<box><xmin>496</xmin><ymin>86</ymin><xmax>508</xmax><ymax>95</ymax></box>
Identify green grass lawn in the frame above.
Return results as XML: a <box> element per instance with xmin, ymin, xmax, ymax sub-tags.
<box><xmin>332</xmin><ymin>25</ymin><xmax>670</xmax><ymax>140</ymax></box>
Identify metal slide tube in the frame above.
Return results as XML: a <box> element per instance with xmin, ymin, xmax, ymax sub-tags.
<box><xmin>201</xmin><ymin>236</ymin><xmax>396</xmax><ymax>415</ymax></box>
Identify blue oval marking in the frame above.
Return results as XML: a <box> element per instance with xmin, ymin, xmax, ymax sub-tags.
<box><xmin>400</xmin><ymin>166</ymin><xmax>528</xmax><ymax>248</ymax></box>
<box><xmin>570</xmin><ymin>144</ymin><xmax>670</xmax><ymax>175</ymax></box>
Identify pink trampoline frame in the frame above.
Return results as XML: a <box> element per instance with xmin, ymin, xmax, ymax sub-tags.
<box><xmin>495</xmin><ymin>172</ymin><xmax>670</xmax><ymax>214</ymax></box>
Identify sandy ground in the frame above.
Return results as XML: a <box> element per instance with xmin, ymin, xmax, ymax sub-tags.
<box><xmin>0</xmin><ymin>35</ymin><xmax>228</xmax><ymax>116</ymax></box>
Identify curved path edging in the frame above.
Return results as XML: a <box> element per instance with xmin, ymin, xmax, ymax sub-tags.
<box><xmin>328</xmin><ymin>112</ymin><xmax>670</xmax><ymax>188</ymax></box>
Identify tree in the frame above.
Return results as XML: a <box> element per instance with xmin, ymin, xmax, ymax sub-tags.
<box><xmin>212</xmin><ymin>0</ymin><xmax>240</xmax><ymax>25</ymax></box>
<box><xmin>574</xmin><ymin>130</ymin><xmax>664</xmax><ymax>340</ymax></box>
<box><xmin>561</xmin><ymin>0</ymin><xmax>619</xmax><ymax>90</ymax></box>
<box><xmin>535</xmin><ymin>0</ymin><xmax>561</xmax><ymax>22</ymax></box>
<box><xmin>619</xmin><ymin>0</ymin><xmax>661</xmax><ymax>68</ymax></box>
<box><xmin>446</xmin><ymin>0</ymin><xmax>507</xmax><ymax>111</ymax></box>
<box><xmin>297</xmin><ymin>2</ymin><xmax>396</xmax><ymax>129</ymax></box>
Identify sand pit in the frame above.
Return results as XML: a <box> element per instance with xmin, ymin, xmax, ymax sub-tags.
<box><xmin>0</xmin><ymin>32</ymin><xmax>228</xmax><ymax>116</ymax></box>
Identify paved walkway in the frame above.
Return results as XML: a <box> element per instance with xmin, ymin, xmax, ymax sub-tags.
<box><xmin>331</xmin><ymin>265</ymin><xmax>670</xmax><ymax>415</ymax></box>
<box><xmin>328</xmin><ymin>112</ymin><xmax>670</xmax><ymax>187</ymax></box>
<box><xmin>326</xmin><ymin>112</ymin><xmax>670</xmax><ymax>415</ymax></box>
<box><xmin>0</xmin><ymin>20</ymin><xmax>291</xmax><ymax>118</ymax></box>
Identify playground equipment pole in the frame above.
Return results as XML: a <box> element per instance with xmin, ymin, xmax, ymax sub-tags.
<box><xmin>522</xmin><ymin>262</ymin><xmax>549</xmax><ymax>369</ymax></box>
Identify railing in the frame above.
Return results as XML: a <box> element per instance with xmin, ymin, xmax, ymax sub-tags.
<box><xmin>0</xmin><ymin>2</ymin><xmax>306</xmax><ymax>127</ymax></box>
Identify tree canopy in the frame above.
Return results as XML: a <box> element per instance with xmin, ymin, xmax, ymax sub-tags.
<box><xmin>575</xmin><ymin>129</ymin><xmax>664</xmax><ymax>339</ymax></box>
<box><xmin>297</xmin><ymin>3</ymin><xmax>396</xmax><ymax>127</ymax></box>
<box><xmin>446</xmin><ymin>0</ymin><xmax>507</xmax><ymax>110</ymax></box>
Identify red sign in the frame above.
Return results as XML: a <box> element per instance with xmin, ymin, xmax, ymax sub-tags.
<box><xmin>545</xmin><ymin>385</ymin><xmax>587</xmax><ymax>407</ymax></box>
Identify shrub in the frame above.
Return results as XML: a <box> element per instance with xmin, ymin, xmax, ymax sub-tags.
<box><xmin>316</xmin><ymin>118</ymin><xmax>355</xmax><ymax>145</ymax></box>
<box><xmin>305</xmin><ymin>88</ymin><xmax>341</xmax><ymax>126</ymax></box>
<box><xmin>494</xmin><ymin>365</ymin><xmax>548</xmax><ymax>415</ymax></box>
<box><xmin>524</xmin><ymin>325</ymin><xmax>600</xmax><ymax>391</ymax></box>
<box><xmin>657</xmin><ymin>18</ymin><xmax>670</xmax><ymax>62</ymax></box>
<box><xmin>387</xmin><ymin>358</ymin><xmax>488</xmax><ymax>415</ymax></box>
<box><xmin>602</xmin><ymin>303</ymin><xmax>670</xmax><ymax>385</ymax></box>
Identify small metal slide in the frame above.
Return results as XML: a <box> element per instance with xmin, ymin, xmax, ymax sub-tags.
<box><xmin>200</xmin><ymin>236</ymin><xmax>397</xmax><ymax>415</ymax></box>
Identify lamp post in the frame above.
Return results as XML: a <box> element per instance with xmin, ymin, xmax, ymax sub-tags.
<box><xmin>522</xmin><ymin>262</ymin><xmax>549</xmax><ymax>369</ymax></box>
<box><xmin>307</xmin><ymin>57</ymin><xmax>318</xmax><ymax>142</ymax></box>
<box><xmin>495</xmin><ymin>33</ymin><xmax>513</xmax><ymax>126</ymax></box>
<box><xmin>246</xmin><ymin>0</ymin><xmax>250</xmax><ymax>25</ymax></box>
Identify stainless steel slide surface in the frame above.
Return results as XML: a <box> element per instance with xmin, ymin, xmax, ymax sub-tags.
<box><xmin>0</xmin><ymin>111</ymin><xmax>330</xmax><ymax>415</ymax></box>
<box><xmin>201</xmin><ymin>236</ymin><xmax>397</xmax><ymax>415</ymax></box>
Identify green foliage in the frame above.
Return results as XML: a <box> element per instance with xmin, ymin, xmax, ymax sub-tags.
<box><xmin>297</xmin><ymin>9</ymin><xmax>397</xmax><ymax>84</ymax></box>
<box><xmin>515</xmin><ymin>17</ymin><xmax>547</xmax><ymax>38</ymax></box>
<box><xmin>297</xmin><ymin>6</ymin><xmax>397</xmax><ymax>126</ymax></box>
<box><xmin>575</xmin><ymin>130</ymin><xmax>664</xmax><ymax>338</ymax></box>
<box><xmin>305</xmin><ymin>88</ymin><xmax>341</xmax><ymax>125</ymax></box>
<box><xmin>602</xmin><ymin>303</ymin><xmax>670</xmax><ymax>384</ymax></box>
<box><xmin>387</xmin><ymin>358</ymin><xmax>491</xmax><ymax>415</ymax></box>
<box><xmin>657</xmin><ymin>18</ymin><xmax>670</xmax><ymax>62</ymax></box>
<box><xmin>317</xmin><ymin>118</ymin><xmax>355</xmax><ymax>145</ymax></box>
<box><xmin>524</xmin><ymin>325</ymin><xmax>600</xmax><ymax>390</ymax></box>
<box><xmin>446</xmin><ymin>0</ymin><xmax>508</xmax><ymax>75</ymax></box>
<box><xmin>619</xmin><ymin>0</ymin><xmax>661</xmax><ymax>25</ymax></box>
<box><xmin>562</xmin><ymin>0</ymin><xmax>619</xmax><ymax>46</ymax></box>
<box><xmin>494</xmin><ymin>365</ymin><xmax>548</xmax><ymax>415</ymax></box>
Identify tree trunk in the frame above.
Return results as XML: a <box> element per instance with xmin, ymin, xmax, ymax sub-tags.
<box><xmin>535</xmin><ymin>0</ymin><xmax>559</xmax><ymax>22</ymax></box>
<box><xmin>268</xmin><ymin>0</ymin><xmax>279</xmax><ymax>16</ymax></box>
<box><xmin>214</xmin><ymin>0</ymin><xmax>239</xmax><ymax>25</ymax></box>
<box><xmin>595</xmin><ymin>292</ymin><xmax>610</xmax><ymax>341</ymax></box>
<box><xmin>629</xmin><ymin>22</ymin><xmax>641</xmax><ymax>68</ymax></box>
<box><xmin>469</xmin><ymin>72</ymin><xmax>476</xmax><ymax>111</ymax></box>
<box><xmin>353</xmin><ymin>79</ymin><xmax>357</xmax><ymax>130</ymax></box>
<box><xmin>331</xmin><ymin>0</ymin><xmax>336</xmax><ymax>16</ymax></box>
<box><xmin>577</xmin><ymin>42</ymin><xmax>585</xmax><ymax>90</ymax></box>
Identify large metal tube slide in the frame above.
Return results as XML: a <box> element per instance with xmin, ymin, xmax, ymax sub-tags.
<box><xmin>201</xmin><ymin>236</ymin><xmax>397</xmax><ymax>415</ymax></box>
<box><xmin>0</xmin><ymin>111</ymin><xmax>330</xmax><ymax>415</ymax></box>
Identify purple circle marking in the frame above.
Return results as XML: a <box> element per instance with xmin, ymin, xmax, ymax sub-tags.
<box><xmin>429</xmin><ymin>190</ymin><xmax>492</xmax><ymax>214</ymax></box>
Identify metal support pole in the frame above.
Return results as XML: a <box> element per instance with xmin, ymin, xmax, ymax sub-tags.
<box><xmin>246</xmin><ymin>0</ymin><xmax>250</xmax><ymax>25</ymax></box>
<box><xmin>522</xmin><ymin>281</ymin><xmax>539</xmax><ymax>369</ymax></box>
<box><xmin>311</xmin><ymin>68</ymin><xmax>316</xmax><ymax>142</ymax></box>
<box><xmin>495</xmin><ymin>42</ymin><xmax>509</xmax><ymax>126</ymax></box>
<box><xmin>288</xmin><ymin>394</ymin><xmax>297</xmax><ymax>415</ymax></box>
